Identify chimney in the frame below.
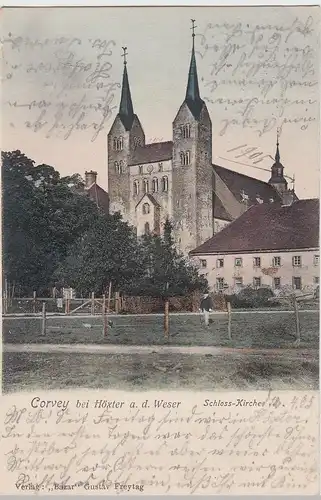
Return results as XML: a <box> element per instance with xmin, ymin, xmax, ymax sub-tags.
<box><xmin>85</xmin><ymin>170</ymin><xmax>97</xmax><ymax>188</ymax></box>
<box><xmin>281</xmin><ymin>189</ymin><xmax>295</xmax><ymax>207</ymax></box>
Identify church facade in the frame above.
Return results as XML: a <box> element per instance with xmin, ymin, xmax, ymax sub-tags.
<box><xmin>107</xmin><ymin>30</ymin><xmax>296</xmax><ymax>255</ymax></box>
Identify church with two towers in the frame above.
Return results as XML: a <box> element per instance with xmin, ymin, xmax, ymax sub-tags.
<box><xmin>107</xmin><ymin>22</ymin><xmax>296</xmax><ymax>256</ymax></box>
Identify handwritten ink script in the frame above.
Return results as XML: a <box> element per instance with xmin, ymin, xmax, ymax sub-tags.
<box><xmin>2</xmin><ymin>34</ymin><xmax>119</xmax><ymax>141</ymax></box>
<box><xmin>198</xmin><ymin>13</ymin><xmax>319</xmax><ymax>136</ymax></box>
<box><xmin>0</xmin><ymin>390</ymin><xmax>318</xmax><ymax>495</ymax></box>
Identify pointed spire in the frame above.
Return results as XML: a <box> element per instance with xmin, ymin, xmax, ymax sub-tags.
<box><xmin>119</xmin><ymin>47</ymin><xmax>134</xmax><ymax>131</ymax></box>
<box><xmin>185</xmin><ymin>19</ymin><xmax>204</xmax><ymax>120</ymax></box>
<box><xmin>268</xmin><ymin>129</ymin><xmax>287</xmax><ymax>190</ymax></box>
<box><xmin>275</xmin><ymin>128</ymin><xmax>280</xmax><ymax>163</ymax></box>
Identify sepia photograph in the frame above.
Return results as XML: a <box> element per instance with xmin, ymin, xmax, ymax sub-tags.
<box><xmin>2</xmin><ymin>6</ymin><xmax>319</xmax><ymax>394</ymax></box>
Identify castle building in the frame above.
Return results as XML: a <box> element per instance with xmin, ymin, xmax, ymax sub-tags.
<box><xmin>107</xmin><ymin>25</ymin><xmax>297</xmax><ymax>255</ymax></box>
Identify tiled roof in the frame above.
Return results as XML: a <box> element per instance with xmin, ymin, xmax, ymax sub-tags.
<box><xmin>135</xmin><ymin>193</ymin><xmax>161</xmax><ymax>209</ymax></box>
<box><xmin>129</xmin><ymin>141</ymin><xmax>173</xmax><ymax>166</ymax></box>
<box><xmin>213</xmin><ymin>164</ymin><xmax>282</xmax><ymax>204</ymax></box>
<box><xmin>213</xmin><ymin>193</ymin><xmax>233</xmax><ymax>221</ymax></box>
<box><xmin>190</xmin><ymin>199</ymin><xmax>319</xmax><ymax>255</ymax></box>
<box><xmin>86</xmin><ymin>183</ymin><xmax>109</xmax><ymax>214</ymax></box>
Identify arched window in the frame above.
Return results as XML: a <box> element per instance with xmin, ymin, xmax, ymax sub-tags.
<box><xmin>181</xmin><ymin>124</ymin><xmax>191</xmax><ymax>139</ymax></box>
<box><xmin>139</xmin><ymin>165</ymin><xmax>143</xmax><ymax>175</ymax></box>
<box><xmin>143</xmin><ymin>179</ymin><xmax>149</xmax><ymax>193</ymax></box>
<box><xmin>119</xmin><ymin>160</ymin><xmax>123</xmax><ymax>173</ymax></box>
<box><xmin>180</xmin><ymin>151</ymin><xmax>191</xmax><ymax>166</ymax></box>
<box><xmin>162</xmin><ymin>176</ymin><xmax>168</xmax><ymax>192</ymax></box>
<box><xmin>134</xmin><ymin>180</ymin><xmax>139</xmax><ymax>196</ymax></box>
<box><xmin>277</xmin><ymin>167</ymin><xmax>282</xmax><ymax>176</ymax></box>
<box><xmin>152</xmin><ymin>177</ymin><xmax>158</xmax><ymax>193</ymax></box>
<box><xmin>145</xmin><ymin>222</ymin><xmax>150</xmax><ymax>235</ymax></box>
<box><xmin>113</xmin><ymin>137</ymin><xmax>123</xmax><ymax>151</ymax></box>
<box><xmin>114</xmin><ymin>161</ymin><xmax>121</xmax><ymax>174</ymax></box>
<box><xmin>143</xmin><ymin>203</ymin><xmax>150</xmax><ymax>214</ymax></box>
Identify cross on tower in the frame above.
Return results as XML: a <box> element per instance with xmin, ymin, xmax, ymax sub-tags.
<box><xmin>191</xmin><ymin>19</ymin><xmax>197</xmax><ymax>38</ymax></box>
<box><xmin>122</xmin><ymin>46</ymin><xmax>128</xmax><ymax>65</ymax></box>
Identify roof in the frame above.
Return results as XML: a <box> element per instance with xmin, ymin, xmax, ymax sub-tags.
<box><xmin>135</xmin><ymin>193</ymin><xmax>160</xmax><ymax>209</ymax></box>
<box><xmin>129</xmin><ymin>141</ymin><xmax>173</xmax><ymax>166</ymax></box>
<box><xmin>119</xmin><ymin>64</ymin><xmax>135</xmax><ymax>131</ymax></box>
<box><xmin>190</xmin><ymin>199</ymin><xmax>319</xmax><ymax>255</ymax></box>
<box><xmin>213</xmin><ymin>193</ymin><xmax>233</xmax><ymax>221</ymax></box>
<box><xmin>185</xmin><ymin>39</ymin><xmax>204</xmax><ymax>120</ymax></box>
<box><xmin>86</xmin><ymin>183</ymin><xmax>109</xmax><ymax>214</ymax></box>
<box><xmin>213</xmin><ymin>164</ymin><xmax>282</xmax><ymax>204</ymax></box>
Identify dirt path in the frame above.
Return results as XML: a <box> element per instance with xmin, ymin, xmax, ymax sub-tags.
<box><xmin>3</xmin><ymin>342</ymin><xmax>316</xmax><ymax>360</ymax></box>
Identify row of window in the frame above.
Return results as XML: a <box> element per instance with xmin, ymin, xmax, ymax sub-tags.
<box><xmin>216</xmin><ymin>276</ymin><xmax>319</xmax><ymax>290</ymax></box>
<box><xmin>200</xmin><ymin>255</ymin><xmax>320</xmax><ymax>269</ymax></box>
<box><xmin>134</xmin><ymin>176</ymin><xmax>168</xmax><ymax>195</ymax></box>
<box><xmin>112</xmin><ymin>125</ymin><xmax>191</xmax><ymax>153</ymax></box>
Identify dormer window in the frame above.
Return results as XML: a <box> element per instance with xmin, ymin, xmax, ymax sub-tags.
<box><xmin>240</xmin><ymin>190</ymin><xmax>249</xmax><ymax>202</ymax></box>
<box><xmin>180</xmin><ymin>151</ymin><xmax>191</xmax><ymax>166</ymax></box>
<box><xmin>269</xmin><ymin>198</ymin><xmax>274</xmax><ymax>203</ymax></box>
<box><xmin>256</xmin><ymin>195</ymin><xmax>263</xmax><ymax>204</ymax></box>
<box><xmin>181</xmin><ymin>124</ymin><xmax>191</xmax><ymax>139</ymax></box>
<box><xmin>113</xmin><ymin>137</ymin><xmax>123</xmax><ymax>151</ymax></box>
<box><xmin>162</xmin><ymin>176</ymin><xmax>168</xmax><ymax>192</ymax></box>
<box><xmin>143</xmin><ymin>202</ymin><xmax>150</xmax><ymax>215</ymax></box>
<box><xmin>143</xmin><ymin>179</ymin><xmax>149</xmax><ymax>193</ymax></box>
<box><xmin>152</xmin><ymin>177</ymin><xmax>158</xmax><ymax>193</ymax></box>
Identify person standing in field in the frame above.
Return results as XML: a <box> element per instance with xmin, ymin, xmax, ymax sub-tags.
<box><xmin>200</xmin><ymin>293</ymin><xmax>213</xmax><ymax>327</ymax></box>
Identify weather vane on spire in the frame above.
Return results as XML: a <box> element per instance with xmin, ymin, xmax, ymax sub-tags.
<box><xmin>276</xmin><ymin>127</ymin><xmax>280</xmax><ymax>146</ymax></box>
<box><xmin>122</xmin><ymin>46</ymin><xmax>128</xmax><ymax>65</ymax></box>
<box><xmin>191</xmin><ymin>19</ymin><xmax>197</xmax><ymax>38</ymax></box>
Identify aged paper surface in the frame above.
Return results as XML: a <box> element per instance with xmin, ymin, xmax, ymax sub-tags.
<box><xmin>1</xmin><ymin>4</ymin><xmax>320</xmax><ymax>496</ymax></box>
<box><xmin>0</xmin><ymin>390</ymin><xmax>319</xmax><ymax>495</ymax></box>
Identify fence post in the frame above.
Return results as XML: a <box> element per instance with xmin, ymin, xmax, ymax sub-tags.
<box><xmin>102</xmin><ymin>294</ymin><xmax>107</xmax><ymax>337</ymax></box>
<box><xmin>293</xmin><ymin>295</ymin><xmax>300</xmax><ymax>345</ymax></box>
<box><xmin>164</xmin><ymin>300</ymin><xmax>169</xmax><ymax>338</ymax></box>
<box><xmin>115</xmin><ymin>291</ymin><xmax>120</xmax><ymax>314</ymax></box>
<box><xmin>227</xmin><ymin>301</ymin><xmax>232</xmax><ymax>340</ymax></box>
<box><xmin>107</xmin><ymin>282</ymin><xmax>112</xmax><ymax>315</ymax></box>
<box><xmin>41</xmin><ymin>302</ymin><xmax>46</xmax><ymax>336</ymax></box>
<box><xmin>91</xmin><ymin>292</ymin><xmax>95</xmax><ymax>315</ymax></box>
<box><xmin>3</xmin><ymin>279</ymin><xmax>8</xmax><ymax>314</ymax></box>
<box><xmin>33</xmin><ymin>291</ymin><xmax>37</xmax><ymax>314</ymax></box>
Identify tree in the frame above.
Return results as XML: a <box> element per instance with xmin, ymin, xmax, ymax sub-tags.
<box><xmin>132</xmin><ymin>218</ymin><xmax>208</xmax><ymax>297</ymax></box>
<box><xmin>2</xmin><ymin>150</ymin><xmax>99</xmax><ymax>294</ymax></box>
<box><xmin>54</xmin><ymin>212</ymin><xmax>145</xmax><ymax>296</ymax></box>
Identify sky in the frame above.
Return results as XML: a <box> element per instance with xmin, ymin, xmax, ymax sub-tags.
<box><xmin>2</xmin><ymin>5</ymin><xmax>320</xmax><ymax>199</ymax></box>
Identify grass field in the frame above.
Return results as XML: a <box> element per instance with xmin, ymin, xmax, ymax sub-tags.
<box><xmin>3</xmin><ymin>311</ymin><xmax>319</xmax><ymax>349</ymax></box>
<box><xmin>2</xmin><ymin>349</ymin><xmax>318</xmax><ymax>393</ymax></box>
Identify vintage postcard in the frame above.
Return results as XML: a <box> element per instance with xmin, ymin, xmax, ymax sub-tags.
<box><xmin>1</xmin><ymin>5</ymin><xmax>320</xmax><ymax>495</ymax></box>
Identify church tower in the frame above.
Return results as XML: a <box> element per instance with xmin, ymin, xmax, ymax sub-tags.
<box><xmin>107</xmin><ymin>48</ymin><xmax>145</xmax><ymax>223</ymax></box>
<box><xmin>172</xmin><ymin>20</ymin><xmax>213</xmax><ymax>254</ymax></box>
<box><xmin>268</xmin><ymin>132</ymin><xmax>288</xmax><ymax>195</ymax></box>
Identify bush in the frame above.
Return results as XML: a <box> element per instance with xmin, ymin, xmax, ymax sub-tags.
<box><xmin>225</xmin><ymin>286</ymin><xmax>280</xmax><ymax>309</ymax></box>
